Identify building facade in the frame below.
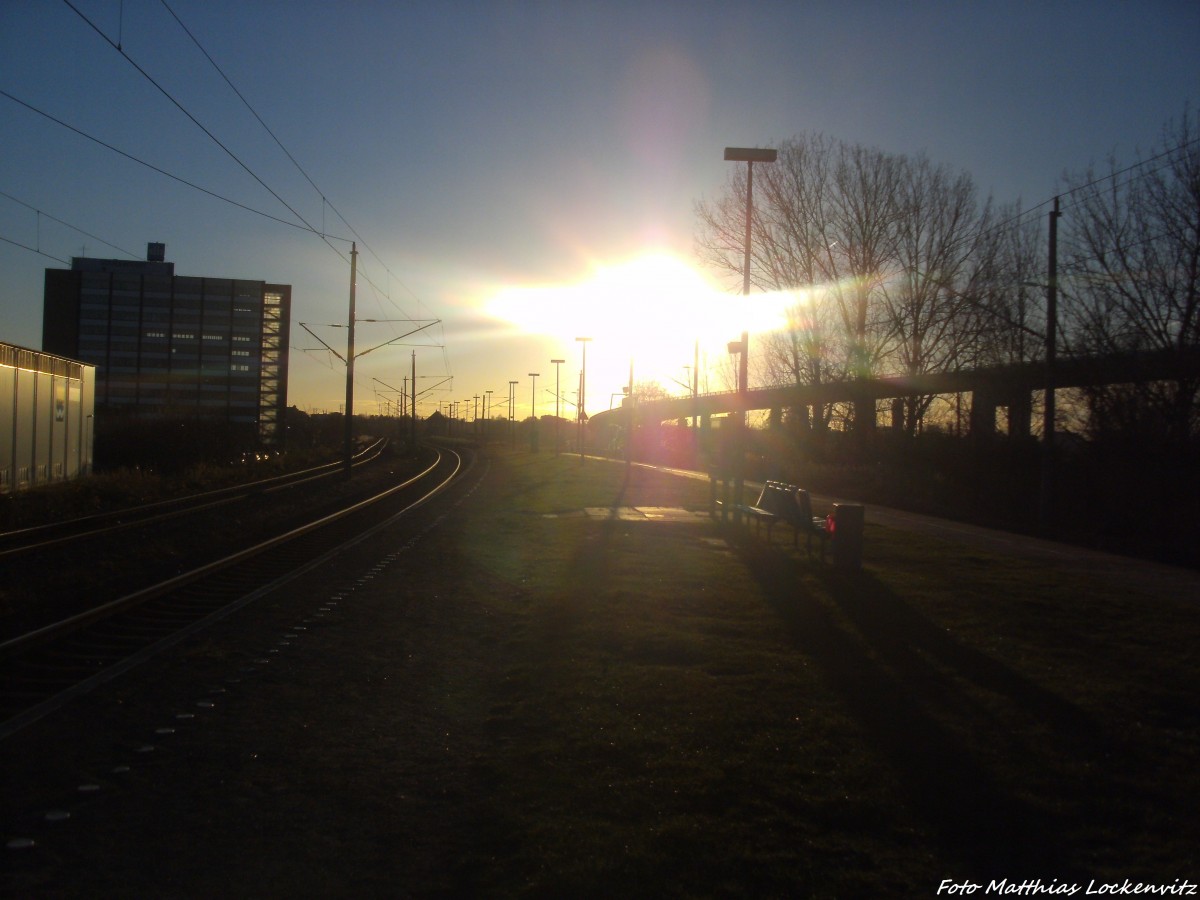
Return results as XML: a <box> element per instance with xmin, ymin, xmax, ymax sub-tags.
<box><xmin>1</xmin><ymin>341</ymin><xmax>95</xmax><ymax>493</ymax></box>
<box><xmin>42</xmin><ymin>244</ymin><xmax>290</xmax><ymax>444</ymax></box>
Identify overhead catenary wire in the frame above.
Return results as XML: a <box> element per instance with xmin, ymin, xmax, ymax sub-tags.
<box><xmin>918</xmin><ymin>131</ymin><xmax>1200</xmax><ymax>268</ymax></box>
<box><xmin>113</xmin><ymin>0</ymin><xmax>453</xmax><ymax>383</ymax></box>
<box><xmin>60</xmin><ymin>0</ymin><xmax>342</xmax><ymax>261</ymax></box>
<box><xmin>153</xmin><ymin>0</ymin><xmax>454</xmax><ymax>389</ymax></box>
<box><xmin>157</xmin><ymin>0</ymin><xmax>438</xmax><ymax>325</ymax></box>
<box><xmin>0</xmin><ymin>89</ymin><xmax>348</xmax><ymax>241</ymax></box>
<box><xmin>0</xmin><ymin>189</ymin><xmax>140</xmax><ymax>260</ymax></box>
<box><xmin>56</xmin><ymin>1</ymin><xmax>427</xmax><ymax>339</ymax></box>
<box><xmin>19</xmin><ymin>3</ymin><xmax>1192</xmax><ymax>403</ymax></box>
<box><xmin>0</xmin><ymin>235</ymin><xmax>70</xmax><ymax>266</ymax></box>
<box><xmin>1</xmin><ymin>92</ymin><xmax>435</xmax><ymax>371</ymax></box>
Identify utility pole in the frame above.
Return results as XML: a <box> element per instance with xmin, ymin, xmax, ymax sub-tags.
<box><xmin>509</xmin><ymin>380</ymin><xmax>518</xmax><ymax>449</ymax></box>
<box><xmin>576</xmin><ymin>336</ymin><xmax>591</xmax><ymax>461</ymax></box>
<box><xmin>551</xmin><ymin>358</ymin><xmax>565</xmax><ymax>454</ymax></box>
<box><xmin>528</xmin><ymin>373</ymin><xmax>540</xmax><ymax>451</ymax></box>
<box><xmin>1040</xmin><ymin>196</ymin><xmax>1061</xmax><ymax>531</ymax></box>
<box><xmin>724</xmin><ymin>148</ymin><xmax>776</xmax><ymax>520</ymax></box>
<box><xmin>626</xmin><ymin>358</ymin><xmax>634</xmax><ymax>470</ymax></box>
<box><xmin>343</xmin><ymin>242</ymin><xmax>357</xmax><ymax>478</ymax></box>
<box><xmin>485</xmin><ymin>390</ymin><xmax>493</xmax><ymax>444</ymax></box>
<box><xmin>410</xmin><ymin>350</ymin><xmax>417</xmax><ymax>449</ymax></box>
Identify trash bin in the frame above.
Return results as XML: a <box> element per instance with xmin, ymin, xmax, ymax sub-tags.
<box><xmin>832</xmin><ymin>503</ymin><xmax>864</xmax><ymax>570</ymax></box>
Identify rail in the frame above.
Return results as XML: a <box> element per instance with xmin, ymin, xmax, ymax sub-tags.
<box><xmin>0</xmin><ymin>439</ymin><xmax>388</xmax><ymax>559</ymax></box>
<box><xmin>0</xmin><ymin>444</ymin><xmax>468</xmax><ymax>739</ymax></box>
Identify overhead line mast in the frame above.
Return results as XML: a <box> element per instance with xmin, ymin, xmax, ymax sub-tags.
<box><xmin>344</xmin><ymin>243</ymin><xmax>358</xmax><ymax>477</ymax></box>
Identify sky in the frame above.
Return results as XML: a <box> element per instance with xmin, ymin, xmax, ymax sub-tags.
<box><xmin>2</xmin><ymin>0</ymin><xmax>1198</xmax><ymax>423</ymax></box>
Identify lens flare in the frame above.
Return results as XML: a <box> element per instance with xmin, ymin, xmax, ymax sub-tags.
<box><xmin>483</xmin><ymin>252</ymin><xmax>801</xmax><ymax>397</ymax></box>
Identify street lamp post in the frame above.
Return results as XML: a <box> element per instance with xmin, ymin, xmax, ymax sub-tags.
<box><xmin>723</xmin><ymin>147</ymin><xmax>777</xmax><ymax>522</ymax></box>
<box><xmin>576</xmin><ymin>337</ymin><xmax>591</xmax><ymax>461</ymax></box>
<box><xmin>551</xmin><ymin>358</ymin><xmax>565</xmax><ymax>454</ymax></box>
<box><xmin>485</xmin><ymin>390</ymin><xmax>493</xmax><ymax>444</ymax></box>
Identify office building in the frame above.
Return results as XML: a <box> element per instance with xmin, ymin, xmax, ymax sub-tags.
<box><xmin>42</xmin><ymin>243</ymin><xmax>290</xmax><ymax>444</ymax></box>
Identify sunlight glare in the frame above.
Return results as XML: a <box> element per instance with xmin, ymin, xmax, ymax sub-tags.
<box><xmin>484</xmin><ymin>252</ymin><xmax>800</xmax><ymax>396</ymax></box>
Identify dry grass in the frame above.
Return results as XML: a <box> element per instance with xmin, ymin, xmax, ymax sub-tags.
<box><xmin>5</xmin><ymin>446</ymin><xmax>1196</xmax><ymax>896</ymax></box>
<box><xmin>444</xmin><ymin>449</ymin><xmax>1200</xmax><ymax>894</ymax></box>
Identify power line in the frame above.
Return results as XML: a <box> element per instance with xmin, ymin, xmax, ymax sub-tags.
<box><xmin>154</xmin><ymin>5</ymin><xmax>365</xmax><ymax>265</ymax></box>
<box><xmin>58</xmin><ymin>0</ymin><xmax>437</xmax><ymax>329</ymax></box>
<box><xmin>2</xmin><ymin>85</ymin><xmax>448</xmax><ymax>379</ymax></box>
<box><xmin>1060</xmin><ymin>134</ymin><xmax>1200</xmax><ymax>204</ymax></box>
<box><xmin>920</xmin><ymin>131</ymin><xmax>1200</xmax><ymax>267</ymax></box>
<box><xmin>158</xmin><ymin>0</ymin><xmax>436</xmax><ymax>321</ymax></box>
<box><xmin>0</xmin><ymin>89</ymin><xmax>345</xmax><ymax>240</ymax></box>
<box><xmin>157</xmin><ymin>0</ymin><xmax>434</xmax><ymax>325</ymax></box>
<box><xmin>85</xmin><ymin>0</ymin><xmax>445</xmax><ymax>361</ymax></box>
<box><xmin>158</xmin><ymin>0</ymin><xmax>326</xmax><ymax>210</ymax></box>
<box><xmin>0</xmin><ymin>189</ymin><xmax>140</xmax><ymax>259</ymax></box>
<box><xmin>0</xmin><ymin>234</ymin><xmax>70</xmax><ymax>265</ymax></box>
<box><xmin>60</xmin><ymin>0</ymin><xmax>337</xmax><ymax>258</ymax></box>
<box><xmin>2</xmin><ymin>89</ymin><xmax>416</xmax><ymax>328</ymax></box>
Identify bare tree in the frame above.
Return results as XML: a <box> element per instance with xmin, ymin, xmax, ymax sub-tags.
<box><xmin>974</xmin><ymin>202</ymin><xmax>1045</xmax><ymax>368</ymax></box>
<box><xmin>695</xmin><ymin>134</ymin><xmax>904</xmax><ymax>431</ymax></box>
<box><xmin>878</xmin><ymin>154</ymin><xmax>996</xmax><ymax>433</ymax></box>
<box><xmin>696</xmin><ymin>134</ymin><xmax>1007</xmax><ymax>435</ymax></box>
<box><xmin>1063</xmin><ymin>110</ymin><xmax>1200</xmax><ymax>444</ymax></box>
<box><xmin>824</xmin><ymin>141</ymin><xmax>904</xmax><ymax>385</ymax></box>
<box><xmin>630</xmin><ymin>380</ymin><xmax>670</xmax><ymax>403</ymax></box>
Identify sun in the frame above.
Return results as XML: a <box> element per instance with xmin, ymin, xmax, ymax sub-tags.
<box><xmin>485</xmin><ymin>252</ymin><xmax>797</xmax><ymax>399</ymax></box>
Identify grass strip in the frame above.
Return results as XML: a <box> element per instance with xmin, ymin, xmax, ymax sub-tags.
<box><xmin>412</xmin><ymin>448</ymin><xmax>1200</xmax><ymax>895</ymax></box>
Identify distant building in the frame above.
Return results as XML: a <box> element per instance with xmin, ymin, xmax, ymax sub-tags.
<box><xmin>1</xmin><ymin>341</ymin><xmax>95</xmax><ymax>493</ymax></box>
<box><xmin>42</xmin><ymin>244</ymin><xmax>290</xmax><ymax>444</ymax></box>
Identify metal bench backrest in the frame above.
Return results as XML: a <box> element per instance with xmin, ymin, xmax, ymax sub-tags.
<box><xmin>753</xmin><ymin>482</ymin><xmax>775</xmax><ymax>509</ymax></box>
<box><xmin>794</xmin><ymin>488</ymin><xmax>815</xmax><ymax>522</ymax></box>
<box><xmin>761</xmin><ymin>482</ymin><xmax>792</xmax><ymax>517</ymax></box>
<box><xmin>772</xmin><ymin>483</ymin><xmax>807</xmax><ymax>524</ymax></box>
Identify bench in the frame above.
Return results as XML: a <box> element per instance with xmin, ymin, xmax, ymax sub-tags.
<box><xmin>737</xmin><ymin>480</ymin><xmax>790</xmax><ymax>537</ymax></box>
<box><xmin>738</xmin><ymin>481</ymin><xmax>831</xmax><ymax>559</ymax></box>
<box><xmin>791</xmin><ymin>486</ymin><xmax>832</xmax><ymax>559</ymax></box>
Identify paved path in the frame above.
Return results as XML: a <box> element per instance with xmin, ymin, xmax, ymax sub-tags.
<box><xmin>619</xmin><ymin>458</ymin><xmax>1200</xmax><ymax>597</ymax></box>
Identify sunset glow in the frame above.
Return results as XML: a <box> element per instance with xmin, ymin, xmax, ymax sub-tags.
<box><xmin>484</xmin><ymin>252</ymin><xmax>800</xmax><ymax>405</ymax></box>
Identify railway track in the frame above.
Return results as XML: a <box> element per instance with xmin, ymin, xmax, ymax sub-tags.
<box><xmin>0</xmin><ymin>443</ymin><xmax>470</xmax><ymax>740</ymax></box>
<box><xmin>0</xmin><ymin>438</ymin><xmax>388</xmax><ymax>559</ymax></box>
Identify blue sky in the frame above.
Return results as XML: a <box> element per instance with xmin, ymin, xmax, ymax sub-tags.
<box><xmin>2</xmin><ymin>0</ymin><xmax>1197</xmax><ymax>419</ymax></box>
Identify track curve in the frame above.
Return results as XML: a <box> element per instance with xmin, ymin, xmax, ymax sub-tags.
<box><xmin>1</xmin><ymin>444</ymin><xmax>472</xmax><ymax>739</ymax></box>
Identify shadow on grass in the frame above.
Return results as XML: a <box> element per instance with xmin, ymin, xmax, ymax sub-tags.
<box><xmin>731</xmin><ymin>532</ymin><xmax>1107</xmax><ymax>878</ymax></box>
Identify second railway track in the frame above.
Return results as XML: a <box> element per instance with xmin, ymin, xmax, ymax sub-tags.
<box><xmin>1</xmin><ymin>443</ymin><xmax>471</xmax><ymax>739</ymax></box>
